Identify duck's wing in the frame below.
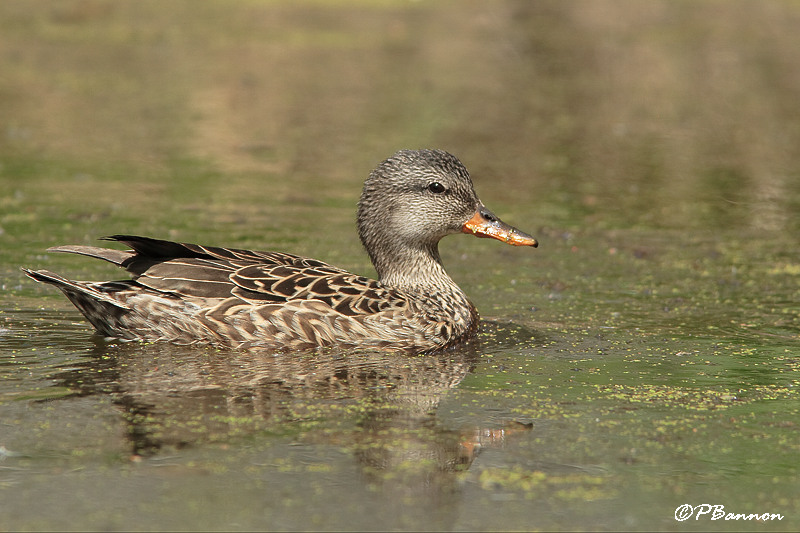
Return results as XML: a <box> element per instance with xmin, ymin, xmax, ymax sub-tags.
<box><xmin>49</xmin><ymin>235</ymin><xmax>407</xmax><ymax>316</ymax></box>
<box><xmin>229</xmin><ymin>263</ymin><xmax>406</xmax><ymax>315</ymax></box>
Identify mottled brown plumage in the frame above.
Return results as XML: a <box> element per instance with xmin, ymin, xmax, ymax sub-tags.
<box><xmin>23</xmin><ymin>149</ymin><xmax>537</xmax><ymax>352</ymax></box>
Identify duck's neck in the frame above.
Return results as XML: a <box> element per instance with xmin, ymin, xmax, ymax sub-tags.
<box><xmin>373</xmin><ymin>242</ymin><xmax>472</xmax><ymax>310</ymax></box>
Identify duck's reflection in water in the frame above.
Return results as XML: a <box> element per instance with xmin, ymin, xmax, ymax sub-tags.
<box><xmin>51</xmin><ymin>338</ymin><xmax>531</xmax><ymax>481</ymax></box>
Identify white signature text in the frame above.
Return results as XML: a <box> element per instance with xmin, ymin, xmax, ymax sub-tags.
<box><xmin>675</xmin><ymin>504</ymin><xmax>783</xmax><ymax>522</ymax></box>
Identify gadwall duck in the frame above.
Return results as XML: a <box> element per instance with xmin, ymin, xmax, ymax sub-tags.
<box><xmin>23</xmin><ymin>149</ymin><xmax>537</xmax><ymax>352</ymax></box>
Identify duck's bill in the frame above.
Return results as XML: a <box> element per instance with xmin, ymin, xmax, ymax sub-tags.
<box><xmin>462</xmin><ymin>206</ymin><xmax>538</xmax><ymax>247</ymax></box>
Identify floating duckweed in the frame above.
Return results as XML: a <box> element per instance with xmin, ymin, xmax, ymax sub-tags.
<box><xmin>478</xmin><ymin>467</ymin><xmax>617</xmax><ymax>502</ymax></box>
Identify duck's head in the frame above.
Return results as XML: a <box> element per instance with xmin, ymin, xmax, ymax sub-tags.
<box><xmin>357</xmin><ymin>149</ymin><xmax>537</xmax><ymax>282</ymax></box>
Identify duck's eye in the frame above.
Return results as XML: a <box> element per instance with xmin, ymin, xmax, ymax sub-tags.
<box><xmin>427</xmin><ymin>182</ymin><xmax>446</xmax><ymax>194</ymax></box>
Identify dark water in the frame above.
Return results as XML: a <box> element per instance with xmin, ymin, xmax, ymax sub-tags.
<box><xmin>1</xmin><ymin>1</ymin><xmax>798</xmax><ymax>531</ymax></box>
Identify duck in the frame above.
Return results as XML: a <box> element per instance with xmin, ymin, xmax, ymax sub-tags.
<box><xmin>23</xmin><ymin>149</ymin><xmax>537</xmax><ymax>353</ymax></box>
